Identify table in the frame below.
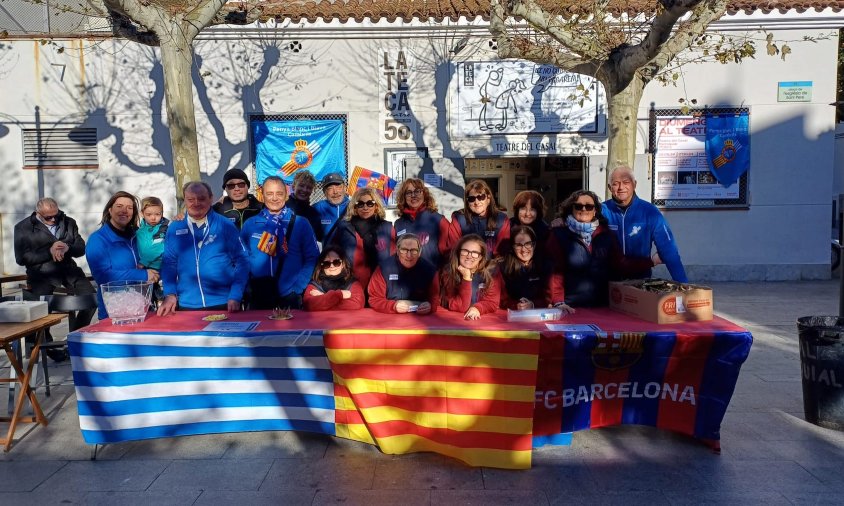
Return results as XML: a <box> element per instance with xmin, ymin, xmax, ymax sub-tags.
<box><xmin>68</xmin><ymin>309</ymin><xmax>752</xmax><ymax>468</ymax></box>
<box><xmin>0</xmin><ymin>313</ymin><xmax>66</xmax><ymax>451</ymax></box>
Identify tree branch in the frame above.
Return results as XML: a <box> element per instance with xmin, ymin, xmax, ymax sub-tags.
<box><xmin>103</xmin><ymin>0</ymin><xmax>161</xmax><ymax>35</ymax></box>
<box><xmin>504</xmin><ymin>0</ymin><xmax>605</xmax><ymax>60</ymax></box>
<box><xmin>183</xmin><ymin>0</ymin><xmax>226</xmax><ymax>39</ymax></box>
<box><xmin>209</xmin><ymin>1</ymin><xmax>265</xmax><ymax>26</ymax></box>
<box><xmin>108</xmin><ymin>8</ymin><xmax>160</xmax><ymax>46</ymax></box>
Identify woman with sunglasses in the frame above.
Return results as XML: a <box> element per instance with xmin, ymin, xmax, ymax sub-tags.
<box><xmin>368</xmin><ymin>234</ymin><xmax>439</xmax><ymax>315</ymax></box>
<box><xmin>440</xmin><ymin>234</ymin><xmax>501</xmax><ymax>320</ymax></box>
<box><xmin>303</xmin><ymin>246</ymin><xmax>364</xmax><ymax>311</ymax></box>
<box><xmin>547</xmin><ymin>190</ymin><xmax>655</xmax><ymax>307</ymax></box>
<box><xmin>446</xmin><ymin>180</ymin><xmax>510</xmax><ymax>258</ymax></box>
<box><xmin>510</xmin><ymin>191</ymin><xmax>550</xmax><ymax>251</ymax></box>
<box><xmin>324</xmin><ymin>187</ymin><xmax>395</xmax><ymax>293</ymax></box>
<box><xmin>393</xmin><ymin>178</ymin><xmax>449</xmax><ymax>267</ymax></box>
<box><xmin>498</xmin><ymin>225</ymin><xmax>564</xmax><ymax>311</ymax></box>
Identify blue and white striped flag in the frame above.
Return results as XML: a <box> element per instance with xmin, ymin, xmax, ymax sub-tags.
<box><xmin>67</xmin><ymin>330</ymin><xmax>335</xmax><ymax>444</ymax></box>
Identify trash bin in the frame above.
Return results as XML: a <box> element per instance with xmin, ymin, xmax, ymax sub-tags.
<box><xmin>798</xmin><ymin>316</ymin><xmax>844</xmax><ymax>430</ymax></box>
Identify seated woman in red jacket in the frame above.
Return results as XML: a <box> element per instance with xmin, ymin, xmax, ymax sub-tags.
<box><xmin>440</xmin><ymin>234</ymin><xmax>501</xmax><ymax>320</ymax></box>
<box><xmin>368</xmin><ymin>234</ymin><xmax>438</xmax><ymax>315</ymax></box>
<box><xmin>499</xmin><ymin>225</ymin><xmax>564</xmax><ymax>311</ymax></box>
<box><xmin>303</xmin><ymin>246</ymin><xmax>364</xmax><ymax>311</ymax></box>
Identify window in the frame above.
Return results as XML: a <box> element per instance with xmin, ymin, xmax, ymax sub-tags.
<box><xmin>22</xmin><ymin>127</ymin><xmax>98</xmax><ymax>170</ymax></box>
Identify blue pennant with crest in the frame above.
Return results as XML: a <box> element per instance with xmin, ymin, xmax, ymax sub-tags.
<box><xmin>705</xmin><ymin>112</ymin><xmax>750</xmax><ymax>187</ymax></box>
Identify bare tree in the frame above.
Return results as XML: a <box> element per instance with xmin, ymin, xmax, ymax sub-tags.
<box><xmin>80</xmin><ymin>0</ymin><xmax>263</xmax><ymax>202</ymax></box>
<box><xmin>489</xmin><ymin>0</ymin><xmax>776</xmax><ymax>185</ymax></box>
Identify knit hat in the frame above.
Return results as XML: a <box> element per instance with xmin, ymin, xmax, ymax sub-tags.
<box><xmin>321</xmin><ymin>172</ymin><xmax>345</xmax><ymax>188</ymax></box>
<box><xmin>222</xmin><ymin>168</ymin><xmax>250</xmax><ymax>188</ymax></box>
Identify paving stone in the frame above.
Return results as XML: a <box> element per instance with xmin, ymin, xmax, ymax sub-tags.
<box><xmin>119</xmin><ymin>433</ymin><xmax>238</xmax><ymax>460</ymax></box>
<box><xmin>34</xmin><ymin>460</ymin><xmax>169</xmax><ymax>492</ymax></box>
<box><xmin>694</xmin><ymin>460</ymin><xmax>829</xmax><ymax>494</ymax></box>
<box><xmin>84</xmin><ymin>490</ymin><xmax>202</xmax><ymax>505</ymax></box>
<box><xmin>197</xmin><ymin>489</ymin><xmax>317</xmax><ymax>505</ymax></box>
<box><xmin>433</xmin><ymin>489</ymin><xmax>548</xmax><ymax>505</ymax></box>
<box><xmin>148</xmin><ymin>458</ymin><xmax>273</xmax><ymax>491</ymax></box>
<box><xmin>372</xmin><ymin>454</ymin><xmax>484</xmax><ymax>490</ymax></box>
<box><xmin>547</xmin><ymin>490</ymin><xmax>670</xmax><ymax>505</ymax></box>
<box><xmin>260</xmin><ymin>455</ymin><xmax>375</xmax><ymax>491</ymax></box>
<box><xmin>0</xmin><ymin>460</ymin><xmax>66</xmax><ymax>491</ymax></box>
<box><xmin>782</xmin><ymin>492</ymin><xmax>844</xmax><ymax>505</ymax></box>
<box><xmin>0</xmin><ymin>491</ymin><xmax>88</xmax><ymax>505</ymax></box>
<box><xmin>663</xmin><ymin>490</ymin><xmax>792</xmax><ymax>505</ymax></box>
<box><xmin>583</xmin><ymin>460</ymin><xmax>712</xmax><ymax>492</ymax></box>
<box><xmin>482</xmin><ymin>463</ymin><xmax>599</xmax><ymax>494</ymax></box>
<box><xmin>221</xmin><ymin>430</ymin><xmax>330</xmax><ymax>459</ymax></box>
<box><xmin>315</xmin><ymin>489</ymin><xmax>431</xmax><ymax>505</ymax></box>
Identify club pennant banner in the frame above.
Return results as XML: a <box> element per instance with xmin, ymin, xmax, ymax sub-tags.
<box><xmin>705</xmin><ymin>112</ymin><xmax>750</xmax><ymax>187</ymax></box>
<box><xmin>253</xmin><ymin>119</ymin><xmax>347</xmax><ymax>185</ymax></box>
<box><xmin>348</xmin><ymin>166</ymin><xmax>397</xmax><ymax>204</ymax></box>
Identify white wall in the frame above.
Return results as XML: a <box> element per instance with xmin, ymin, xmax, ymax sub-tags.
<box><xmin>0</xmin><ymin>20</ymin><xmax>838</xmax><ymax>280</ymax></box>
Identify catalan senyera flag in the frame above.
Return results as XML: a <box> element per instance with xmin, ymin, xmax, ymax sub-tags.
<box><xmin>324</xmin><ymin>329</ymin><xmax>541</xmax><ymax>469</ymax></box>
<box><xmin>348</xmin><ymin>166</ymin><xmax>397</xmax><ymax>205</ymax></box>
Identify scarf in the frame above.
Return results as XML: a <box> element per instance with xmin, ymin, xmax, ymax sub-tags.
<box><xmin>566</xmin><ymin>215</ymin><xmax>598</xmax><ymax>250</ymax></box>
<box><xmin>317</xmin><ymin>273</ymin><xmax>351</xmax><ymax>292</ymax></box>
<box><xmin>351</xmin><ymin>216</ymin><xmax>381</xmax><ymax>268</ymax></box>
<box><xmin>257</xmin><ymin>207</ymin><xmax>292</xmax><ymax>256</ymax></box>
<box><xmin>403</xmin><ymin>204</ymin><xmax>425</xmax><ymax>221</ymax></box>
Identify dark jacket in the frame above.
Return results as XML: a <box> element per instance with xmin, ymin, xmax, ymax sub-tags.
<box><xmin>212</xmin><ymin>195</ymin><xmax>263</xmax><ymax>230</ymax></box>
<box><xmin>14</xmin><ymin>211</ymin><xmax>88</xmax><ymax>285</ymax></box>
<box><xmin>286</xmin><ymin>197</ymin><xmax>325</xmax><ymax>242</ymax></box>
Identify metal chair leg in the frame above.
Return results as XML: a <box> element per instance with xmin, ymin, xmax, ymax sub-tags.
<box><xmin>39</xmin><ymin>347</ymin><xmax>51</xmax><ymax>397</ymax></box>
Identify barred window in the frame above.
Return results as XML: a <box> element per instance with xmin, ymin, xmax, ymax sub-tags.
<box><xmin>22</xmin><ymin>127</ymin><xmax>98</xmax><ymax>170</ymax></box>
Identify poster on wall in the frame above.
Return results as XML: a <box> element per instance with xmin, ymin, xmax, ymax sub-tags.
<box><xmin>380</xmin><ymin>48</ymin><xmax>418</xmax><ymax>144</ymax></box>
<box><xmin>451</xmin><ymin>61</ymin><xmax>601</xmax><ymax>137</ymax></box>
<box><xmin>650</xmin><ymin>107</ymin><xmax>749</xmax><ymax>209</ymax></box>
<box><xmin>252</xmin><ymin>118</ymin><xmax>347</xmax><ymax>185</ymax></box>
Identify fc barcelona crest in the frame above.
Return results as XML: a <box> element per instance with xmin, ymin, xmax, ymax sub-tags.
<box><xmin>592</xmin><ymin>332</ymin><xmax>646</xmax><ymax>371</ymax></box>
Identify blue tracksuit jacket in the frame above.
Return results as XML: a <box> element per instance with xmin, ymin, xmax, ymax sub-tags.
<box><xmin>241</xmin><ymin>209</ymin><xmax>319</xmax><ymax>297</ymax></box>
<box><xmin>314</xmin><ymin>196</ymin><xmax>350</xmax><ymax>239</ymax></box>
<box><xmin>603</xmin><ymin>195</ymin><xmax>688</xmax><ymax>282</ymax></box>
<box><xmin>86</xmin><ymin>224</ymin><xmax>148</xmax><ymax>319</ymax></box>
<box><xmin>161</xmin><ymin>212</ymin><xmax>250</xmax><ymax>309</ymax></box>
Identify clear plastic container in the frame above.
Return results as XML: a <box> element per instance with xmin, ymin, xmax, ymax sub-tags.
<box><xmin>101</xmin><ymin>281</ymin><xmax>153</xmax><ymax>325</ymax></box>
<box><xmin>507</xmin><ymin>307</ymin><xmax>563</xmax><ymax>323</ymax></box>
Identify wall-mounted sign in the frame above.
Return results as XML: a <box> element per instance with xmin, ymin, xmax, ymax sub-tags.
<box><xmin>452</xmin><ymin>61</ymin><xmax>601</xmax><ymax>137</ymax></box>
<box><xmin>380</xmin><ymin>49</ymin><xmax>417</xmax><ymax>143</ymax></box>
<box><xmin>777</xmin><ymin>81</ymin><xmax>812</xmax><ymax>102</ymax></box>
<box><xmin>649</xmin><ymin>107</ymin><xmax>750</xmax><ymax>209</ymax></box>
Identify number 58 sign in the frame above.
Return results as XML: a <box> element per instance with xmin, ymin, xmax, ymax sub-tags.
<box><xmin>380</xmin><ymin>48</ymin><xmax>417</xmax><ymax>143</ymax></box>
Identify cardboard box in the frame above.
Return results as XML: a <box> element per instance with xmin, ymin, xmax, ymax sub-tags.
<box><xmin>609</xmin><ymin>280</ymin><xmax>713</xmax><ymax>324</ymax></box>
<box><xmin>0</xmin><ymin>300</ymin><xmax>49</xmax><ymax>323</ymax></box>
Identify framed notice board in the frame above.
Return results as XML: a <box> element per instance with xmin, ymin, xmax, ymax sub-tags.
<box><xmin>649</xmin><ymin>106</ymin><xmax>749</xmax><ymax>209</ymax></box>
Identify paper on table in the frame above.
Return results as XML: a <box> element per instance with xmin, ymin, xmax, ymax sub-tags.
<box><xmin>203</xmin><ymin>321</ymin><xmax>260</xmax><ymax>332</ymax></box>
<box><xmin>545</xmin><ymin>323</ymin><xmax>602</xmax><ymax>332</ymax></box>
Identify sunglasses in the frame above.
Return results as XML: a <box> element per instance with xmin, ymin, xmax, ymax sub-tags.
<box><xmin>225</xmin><ymin>182</ymin><xmax>248</xmax><ymax>190</ymax></box>
<box><xmin>466</xmin><ymin>194</ymin><xmax>487</xmax><ymax>204</ymax></box>
<box><xmin>321</xmin><ymin>259</ymin><xmax>343</xmax><ymax>269</ymax></box>
<box><xmin>573</xmin><ymin>203</ymin><xmax>596</xmax><ymax>211</ymax></box>
<box><xmin>355</xmin><ymin>200</ymin><xmax>376</xmax><ymax>209</ymax></box>
<box><xmin>40</xmin><ymin>214</ymin><xmax>58</xmax><ymax>222</ymax></box>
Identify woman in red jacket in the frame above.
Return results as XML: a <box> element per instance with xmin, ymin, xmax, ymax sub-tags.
<box><xmin>440</xmin><ymin>234</ymin><xmax>501</xmax><ymax>320</ymax></box>
<box><xmin>303</xmin><ymin>246</ymin><xmax>364</xmax><ymax>311</ymax></box>
<box><xmin>368</xmin><ymin>234</ymin><xmax>439</xmax><ymax>315</ymax></box>
<box><xmin>446</xmin><ymin>180</ymin><xmax>510</xmax><ymax>258</ymax></box>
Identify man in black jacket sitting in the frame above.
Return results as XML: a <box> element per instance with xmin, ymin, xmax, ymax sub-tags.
<box><xmin>13</xmin><ymin>198</ymin><xmax>95</xmax><ymax>361</ymax></box>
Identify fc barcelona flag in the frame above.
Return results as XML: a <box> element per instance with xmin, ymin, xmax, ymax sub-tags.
<box><xmin>325</xmin><ymin>329</ymin><xmax>541</xmax><ymax>469</ymax></box>
<box><xmin>348</xmin><ymin>166</ymin><xmax>397</xmax><ymax>205</ymax></box>
<box><xmin>533</xmin><ymin>330</ymin><xmax>752</xmax><ymax>444</ymax></box>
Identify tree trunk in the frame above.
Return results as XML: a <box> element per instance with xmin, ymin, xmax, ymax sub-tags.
<box><xmin>159</xmin><ymin>37</ymin><xmax>201</xmax><ymax>208</ymax></box>
<box><xmin>604</xmin><ymin>73</ymin><xmax>645</xmax><ymax>197</ymax></box>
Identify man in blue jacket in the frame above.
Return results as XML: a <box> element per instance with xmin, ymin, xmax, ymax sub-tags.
<box><xmin>603</xmin><ymin>166</ymin><xmax>688</xmax><ymax>282</ymax></box>
<box><xmin>313</xmin><ymin>172</ymin><xmax>349</xmax><ymax>239</ymax></box>
<box><xmin>241</xmin><ymin>176</ymin><xmax>319</xmax><ymax>309</ymax></box>
<box><xmin>157</xmin><ymin>181</ymin><xmax>250</xmax><ymax>316</ymax></box>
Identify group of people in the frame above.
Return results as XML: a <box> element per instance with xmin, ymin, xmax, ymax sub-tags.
<box><xmin>14</xmin><ymin>165</ymin><xmax>688</xmax><ymax>351</ymax></box>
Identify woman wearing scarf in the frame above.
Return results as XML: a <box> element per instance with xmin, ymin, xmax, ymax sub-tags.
<box><xmin>303</xmin><ymin>247</ymin><xmax>364</xmax><ymax>311</ymax></box>
<box><xmin>446</xmin><ymin>179</ymin><xmax>510</xmax><ymax>258</ymax></box>
<box><xmin>547</xmin><ymin>190</ymin><xmax>655</xmax><ymax>307</ymax></box>
<box><xmin>324</xmin><ymin>187</ymin><xmax>394</xmax><ymax>294</ymax></box>
<box><xmin>392</xmin><ymin>178</ymin><xmax>449</xmax><ymax>267</ymax></box>
<box><xmin>86</xmin><ymin>191</ymin><xmax>160</xmax><ymax>320</ymax></box>
<box><xmin>241</xmin><ymin>176</ymin><xmax>319</xmax><ymax>309</ymax></box>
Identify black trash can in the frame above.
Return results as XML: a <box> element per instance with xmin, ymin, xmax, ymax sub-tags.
<box><xmin>798</xmin><ymin>316</ymin><xmax>844</xmax><ymax>430</ymax></box>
